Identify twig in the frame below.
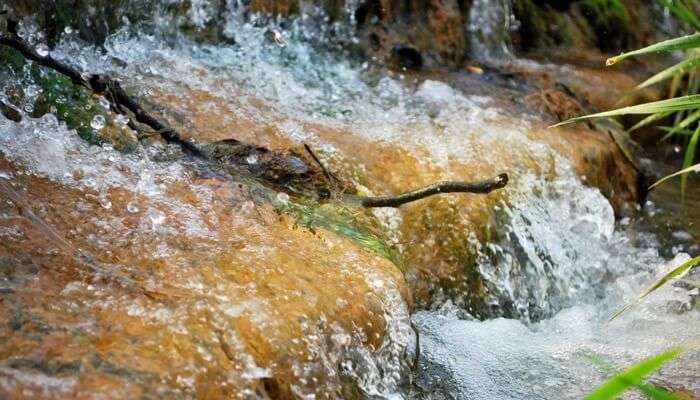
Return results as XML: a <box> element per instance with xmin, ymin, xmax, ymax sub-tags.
<box><xmin>303</xmin><ymin>143</ymin><xmax>337</xmax><ymax>184</ymax></box>
<box><xmin>0</xmin><ymin>33</ymin><xmax>510</xmax><ymax>208</ymax></box>
<box><xmin>0</xmin><ymin>34</ymin><xmax>203</xmax><ymax>157</ymax></box>
<box><xmin>360</xmin><ymin>173</ymin><xmax>508</xmax><ymax>208</ymax></box>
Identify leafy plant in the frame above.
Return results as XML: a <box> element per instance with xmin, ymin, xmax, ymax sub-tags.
<box><xmin>583</xmin><ymin>351</ymin><xmax>683</xmax><ymax>400</ymax></box>
<box><xmin>555</xmin><ymin>4</ymin><xmax>700</xmax><ymax>194</ymax></box>
<box><xmin>586</xmin><ymin>346</ymin><xmax>685</xmax><ymax>400</ymax></box>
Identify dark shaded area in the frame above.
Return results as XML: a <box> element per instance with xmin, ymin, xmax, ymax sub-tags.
<box><xmin>392</xmin><ymin>45</ymin><xmax>423</xmax><ymax>70</ymax></box>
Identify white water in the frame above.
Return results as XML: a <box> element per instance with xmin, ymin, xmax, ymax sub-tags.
<box><xmin>1</xmin><ymin>2</ymin><xmax>698</xmax><ymax>398</ymax></box>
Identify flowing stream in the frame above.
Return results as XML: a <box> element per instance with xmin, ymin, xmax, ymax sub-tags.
<box><xmin>0</xmin><ymin>1</ymin><xmax>699</xmax><ymax>399</ymax></box>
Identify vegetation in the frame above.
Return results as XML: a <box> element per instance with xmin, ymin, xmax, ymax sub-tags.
<box><xmin>586</xmin><ymin>346</ymin><xmax>686</xmax><ymax>400</ymax></box>
<box><xmin>557</xmin><ymin>6</ymin><xmax>700</xmax><ymax>195</ymax></box>
<box><xmin>554</xmin><ymin>3</ymin><xmax>700</xmax><ymax>398</ymax></box>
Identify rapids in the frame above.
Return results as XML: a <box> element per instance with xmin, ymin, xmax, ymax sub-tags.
<box><xmin>0</xmin><ymin>1</ymin><xmax>698</xmax><ymax>399</ymax></box>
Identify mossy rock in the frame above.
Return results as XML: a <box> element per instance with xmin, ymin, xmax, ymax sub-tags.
<box><xmin>0</xmin><ymin>48</ymin><xmax>137</xmax><ymax>150</ymax></box>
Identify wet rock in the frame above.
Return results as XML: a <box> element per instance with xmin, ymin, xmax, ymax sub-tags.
<box><xmin>354</xmin><ymin>0</ymin><xmax>469</xmax><ymax>68</ymax></box>
<box><xmin>0</xmin><ymin>100</ymin><xmax>21</xmax><ymax>122</ymax></box>
<box><xmin>0</xmin><ymin>155</ymin><xmax>411</xmax><ymax>399</ymax></box>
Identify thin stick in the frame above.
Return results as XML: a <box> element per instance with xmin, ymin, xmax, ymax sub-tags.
<box><xmin>0</xmin><ymin>34</ymin><xmax>511</xmax><ymax>208</ymax></box>
<box><xmin>303</xmin><ymin>143</ymin><xmax>337</xmax><ymax>184</ymax></box>
<box><xmin>0</xmin><ymin>34</ymin><xmax>203</xmax><ymax>157</ymax></box>
<box><xmin>360</xmin><ymin>173</ymin><xmax>508</xmax><ymax>208</ymax></box>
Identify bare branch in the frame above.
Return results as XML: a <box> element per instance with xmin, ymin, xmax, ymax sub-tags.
<box><xmin>360</xmin><ymin>173</ymin><xmax>509</xmax><ymax>208</ymax></box>
<box><xmin>0</xmin><ymin>34</ymin><xmax>203</xmax><ymax>157</ymax></box>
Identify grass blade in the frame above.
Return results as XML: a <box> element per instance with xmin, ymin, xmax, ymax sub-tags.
<box><xmin>650</xmin><ymin>163</ymin><xmax>700</xmax><ymax>189</ymax></box>
<box><xmin>583</xmin><ymin>353</ymin><xmax>683</xmax><ymax>400</ymax></box>
<box><xmin>606</xmin><ymin>33</ymin><xmax>700</xmax><ymax>66</ymax></box>
<box><xmin>680</xmin><ymin>125</ymin><xmax>700</xmax><ymax>195</ymax></box>
<box><xmin>659</xmin><ymin>110</ymin><xmax>700</xmax><ymax>141</ymax></box>
<box><xmin>637</xmin><ymin>57</ymin><xmax>700</xmax><ymax>90</ymax></box>
<box><xmin>585</xmin><ymin>347</ymin><xmax>684</xmax><ymax>400</ymax></box>
<box><xmin>627</xmin><ymin>112</ymin><xmax>672</xmax><ymax>133</ymax></box>
<box><xmin>658</xmin><ymin>0</ymin><xmax>700</xmax><ymax>31</ymax></box>
<box><xmin>609</xmin><ymin>255</ymin><xmax>700</xmax><ymax>321</ymax></box>
<box><xmin>552</xmin><ymin>95</ymin><xmax>700</xmax><ymax>127</ymax></box>
<box><xmin>657</xmin><ymin>126</ymin><xmax>697</xmax><ymax>136</ymax></box>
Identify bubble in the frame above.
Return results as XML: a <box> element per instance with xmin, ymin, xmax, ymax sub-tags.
<box><xmin>147</xmin><ymin>208</ymin><xmax>166</xmax><ymax>227</ymax></box>
<box><xmin>98</xmin><ymin>96</ymin><xmax>111</xmax><ymax>109</ymax></box>
<box><xmin>64</xmin><ymin>26</ymin><xmax>74</xmax><ymax>34</ymax></box>
<box><xmin>35</xmin><ymin>44</ymin><xmax>49</xmax><ymax>57</ymax></box>
<box><xmin>90</xmin><ymin>115</ymin><xmax>106</xmax><ymax>130</ymax></box>
<box><xmin>99</xmin><ymin>194</ymin><xmax>112</xmax><ymax>210</ymax></box>
<box><xmin>245</xmin><ymin>154</ymin><xmax>259</xmax><ymax>164</ymax></box>
<box><xmin>126</xmin><ymin>201</ymin><xmax>140</xmax><ymax>213</ymax></box>
<box><xmin>114</xmin><ymin>114</ymin><xmax>129</xmax><ymax>127</ymax></box>
<box><xmin>25</xmin><ymin>85</ymin><xmax>41</xmax><ymax>98</ymax></box>
<box><xmin>276</xmin><ymin>192</ymin><xmax>290</xmax><ymax>204</ymax></box>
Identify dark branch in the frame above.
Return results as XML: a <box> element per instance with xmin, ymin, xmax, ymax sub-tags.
<box><xmin>0</xmin><ymin>34</ymin><xmax>203</xmax><ymax>157</ymax></box>
<box><xmin>360</xmin><ymin>173</ymin><xmax>509</xmax><ymax>208</ymax></box>
<box><xmin>303</xmin><ymin>143</ymin><xmax>337</xmax><ymax>185</ymax></box>
<box><xmin>0</xmin><ymin>33</ymin><xmax>509</xmax><ymax>208</ymax></box>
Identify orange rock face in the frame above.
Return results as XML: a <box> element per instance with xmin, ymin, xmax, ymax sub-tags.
<box><xmin>0</xmin><ymin>153</ymin><xmax>410</xmax><ymax>399</ymax></box>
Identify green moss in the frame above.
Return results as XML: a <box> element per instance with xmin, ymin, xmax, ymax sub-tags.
<box><xmin>31</xmin><ymin>70</ymin><xmax>107</xmax><ymax>144</ymax></box>
<box><xmin>0</xmin><ymin>47</ymin><xmax>27</xmax><ymax>71</ymax></box>
<box><xmin>580</xmin><ymin>0</ymin><xmax>631</xmax><ymax>51</ymax></box>
<box><xmin>275</xmin><ymin>196</ymin><xmax>402</xmax><ymax>269</ymax></box>
<box><xmin>0</xmin><ymin>47</ymin><xmax>136</xmax><ymax>149</ymax></box>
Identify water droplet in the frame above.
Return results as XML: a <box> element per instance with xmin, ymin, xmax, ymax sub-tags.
<box><xmin>99</xmin><ymin>194</ymin><xmax>112</xmax><ymax>210</ymax></box>
<box><xmin>35</xmin><ymin>44</ymin><xmax>49</xmax><ymax>57</ymax></box>
<box><xmin>64</xmin><ymin>26</ymin><xmax>74</xmax><ymax>34</ymax></box>
<box><xmin>90</xmin><ymin>115</ymin><xmax>106</xmax><ymax>130</ymax></box>
<box><xmin>147</xmin><ymin>208</ymin><xmax>165</xmax><ymax>226</ymax></box>
<box><xmin>245</xmin><ymin>154</ymin><xmax>259</xmax><ymax>164</ymax></box>
<box><xmin>114</xmin><ymin>114</ymin><xmax>129</xmax><ymax>127</ymax></box>
<box><xmin>276</xmin><ymin>192</ymin><xmax>290</xmax><ymax>204</ymax></box>
<box><xmin>98</xmin><ymin>96</ymin><xmax>110</xmax><ymax>109</ymax></box>
<box><xmin>25</xmin><ymin>85</ymin><xmax>41</xmax><ymax>97</ymax></box>
<box><xmin>126</xmin><ymin>201</ymin><xmax>139</xmax><ymax>213</ymax></box>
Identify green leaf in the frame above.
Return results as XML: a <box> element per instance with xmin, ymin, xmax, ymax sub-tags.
<box><xmin>650</xmin><ymin>163</ymin><xmax>700</xmax><ymax>189</ymax></box>
<box><xmin>552</xmin><ymin>95</ymin><xmax>700</xmax><ymax>127</ymax></box>
<box><xmin>658</xmin><ymin>0</ymin><xmax>700</xmax><ymax>31</ymax></box>
<box><xmin>627</xmin><ymin>112</ymin><xmax>672</xmax><ymax>133</ymax></box>
<box><xmin>637</xmin><ymin>57</ymin><xmax>700</xmax><ymax>90</ymax></box>
<box><xmin>657</xmin><ymin>126</ymin><xmax>697</xmax><ymax>136</ymax></box>
<box><xmin>659</xmin><ymin>110</ymin><xmax>700</xmax><ymax>142</ymax></box>
<box><xmin>582</xmin><ymin>353</ymin><xmax>683</xmax><ymax>400</ymax></box>
<box><xmin>606</xmin><ymin>33</ymin><xmax>700</xmax><ymax>66</ymax></box>
<box><xmin>632</xmin><ymin>382</ymin><xmax>684</xmax><ymax>400</ymax></box>
<box><xmin>609</xmin><ymin>255</ymin><xmax>700</xmax><ymax>321</ymax></box>
<box><xmin>585</xmin><ymin>347</ymin><xmax>684</xmax><ymax>400</ymax></box>
<box><xmin>681</xmin><ymin>125</ymin><xmax>700</xmax><ymax>196</ymax></box>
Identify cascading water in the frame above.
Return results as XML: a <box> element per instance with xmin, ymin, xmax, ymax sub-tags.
<box><xmin>467</xmin><ymin>0</ymin><xmax>516</xmax><ymax>64</ymax></box>
<box><xmin>0</xmin><ymin>1</ymin><xmax>698</xmax><ymax>398</ymax></box>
